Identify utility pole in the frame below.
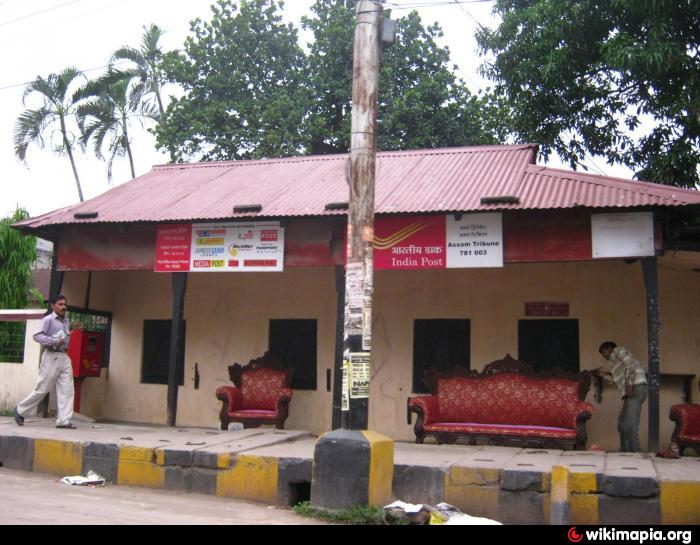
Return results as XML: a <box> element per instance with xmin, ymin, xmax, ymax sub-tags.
<box><xmin>311</xmin><ymin>2</ymin><xmax>395</xmax><ymax>511</ymax></box>
<box><xmin>342</xmin><ymin>0</ymin><xmax>383</xmax><ymax>430</ymax></box>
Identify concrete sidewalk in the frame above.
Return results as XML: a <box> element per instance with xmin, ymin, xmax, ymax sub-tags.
<box><xmin>1</xmin><ymin>417</ymin><xmax>699</xmax><ymax>524</ymax></box>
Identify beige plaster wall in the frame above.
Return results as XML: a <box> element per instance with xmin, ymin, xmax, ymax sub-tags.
<box><xmin>369</xmin><ymin>259</ymin><xmax>700</xmax><ymax>449</ymax></box>
<box><xmin>64</xmin><ymin>258</ymin><xmax>699</xmax><ymax>451</ymax></box>
<box><xmin>72</xmin><ymin>268</ymin><xmax>336</xmax><ymax>432</ymax></box>
<box><xmin>0</xmin><ymin>319</ymin><xmax>43</xmax><ymax>412</ymax></box>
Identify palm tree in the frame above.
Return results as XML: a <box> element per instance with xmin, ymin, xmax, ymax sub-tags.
<box><xmin>76</xmin><ymin>71</ymin><xmax>157</xmax><ymax>182</ymax></box>
<box><xmin>14</xmin><ymin>67</ymin><xmax>86</xmax><ymax>202</ymax></box>
<box><xmin>112</xmin><ymin>23</ymin><xmax>175</xmax><ymax>161</ymax></box>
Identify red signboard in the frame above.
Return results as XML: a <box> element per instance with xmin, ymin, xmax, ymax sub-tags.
<box><xmin>374</xmin><ymin>215</ymin><xmax>446</xmax><ymax>270</ymax></box>
<box><xmin>155</xmin><ymin>224</ymin><xmax>192</xmax><ymax>272</ymax></box>
<box><xmin>525</xmin><ymin>302</ymin><xmax>570</xmax><ymax>317</ymax></box>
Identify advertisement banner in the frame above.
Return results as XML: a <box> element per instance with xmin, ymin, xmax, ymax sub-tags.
<box><xmin>155</xmin><ymin>222</ymin><xmax>284</xmax><ymax>273</ymax></box>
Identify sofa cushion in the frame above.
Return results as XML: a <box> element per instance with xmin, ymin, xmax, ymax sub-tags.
<box><xmin>423</xmin><ymin>422</ymin><xmax>578</xmax><ymax>440</ymax></box>
<box><xmin>437</xmin><ymin>372</ymin><xmax>581</xmax><ymax>429</ymax></box>
<box><xmin>241</xmin><ymin>368</ymin><xmax>287</xmax><ymax>411</ymax></box>
<box><xmin>230</xmin><ymin>410</ymin><xmax>278</xmax><ymax>420</ymax></box>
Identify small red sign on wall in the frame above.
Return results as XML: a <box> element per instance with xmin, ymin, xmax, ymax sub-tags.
<box><xmin>155</xmin><ymin>224</ymin><xmax>192</xmax><ymax>272</ymax></box>
<box><xmin>525</xmin><ymin>302</ymin><xmax>570</xmax><ymax>317</ymax></box>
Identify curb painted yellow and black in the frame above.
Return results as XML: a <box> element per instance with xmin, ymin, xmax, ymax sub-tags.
<box><xmin>1</xmin><ymin>433</ymin><xmax>699</xmax><ymax>524</ymax></box>
<box><xmin>310</xmin><ymin>429</ymin><xmax>394</xmax><ymax>511</ymax></box>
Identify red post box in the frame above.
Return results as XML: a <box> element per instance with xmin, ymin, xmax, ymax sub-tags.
<box><xmin>67</xmin><ymin>330</ymin><xmax>104</xmax><ymax>378</ymax></box>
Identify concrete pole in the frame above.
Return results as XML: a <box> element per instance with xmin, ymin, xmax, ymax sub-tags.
<box><xmin>342</xmin><ymin>0</ymin><xmax>382</xmax><ymax>430</ymax></box>
<box><xmin>167</xmin><ymin>272</ymin><xmax>187</xmax><ymax>427</ymax></box>
<box><xmin>642</xmin><ymin>257</ymin><xmax>660</xmax><ymax>452</ymax></box>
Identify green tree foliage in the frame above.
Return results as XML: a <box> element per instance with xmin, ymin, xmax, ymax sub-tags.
<box><xmin>303</xmin><ymin>1</ymin><xmax>504</xmax><ymax>155</ymax></box>
<box><xmin>156</xmin><ymin>0</ymin><xmax>505</xmax><ymax>161</ymax></box>
<box><xmin>14</xmin><ymin>68</ymin><xmax>87</xmax><ymax>201</ymax></box>
<box><xmin>156</xmin><ymin>0</ymin><xmax>308</xmax><ymax>162</ymax></box>
<box><xmin>377</xmin><ymin>11</ymin><xmax>505</xmax><ymax>151</ymax></box>
<box><xmin>0</xmin><ymin>209</ymin><xmax>37</xmax><ymax>362</ymax></box>
<box><xmin>477</xmin><ymin>0</ymin><xmax>700</xmax><ymax>187</ymax></box>
<box><xmin>76</xmin><ymin>70</ymin><xmax>157</xmax><ymax>181</ymax></box>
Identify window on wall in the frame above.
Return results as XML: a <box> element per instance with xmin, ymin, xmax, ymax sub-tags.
<box><xmin>269</xmin><ymin>319</ymin><xmax>317</xmax><ymax>390</ymax></box>
<box><xmin>413</xmin><ymin>319</ymin><xmax>470</xmax><ymax>393</ymax></box>
<box><xmin>518</xmin><ymin>319</ymin><xmax>580</xmax><ymax>373</ymax></box>
<box><xmin>141</xmin><ymin>319</ymin><xmax>185</xmax><ymax>385</ymax></box>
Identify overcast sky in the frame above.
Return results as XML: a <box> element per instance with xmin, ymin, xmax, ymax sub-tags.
<box><xmin>0</xmin><ymin>0</ymin><xmax>630</xmax><ymax>219</ymax></box>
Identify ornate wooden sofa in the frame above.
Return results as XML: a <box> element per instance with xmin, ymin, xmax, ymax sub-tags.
<box><xmin>669</xmin><ymin>401</ymin><xmax>700</xmax><ymax>456</ymax></box>
<box><xmin>407</xmin><ymin>355</ymin><xmax>594</xmax><ymax>450</ymax></box>
<box><xmin>215</xmin><ymin>352</ymin><xmax>293</xmax><ymax>430</ymax></box>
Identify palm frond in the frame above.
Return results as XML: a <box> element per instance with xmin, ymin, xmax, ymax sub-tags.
<box><xmin>22</xmin><ymin>75</ymin><xmax>54</xmax><ymax>105</ymax></box>
<box><xmin>13</xmin><ymin>107</ymin><xmax>54</xmax><ymax>161</ymax></box>
<box><xmin>112</xmin><ymin>46</ymin><xmax>142</xmax><ymax>63</ymax></box>
<box><xmin>55</xmin><ymin>67</ymin><xmax>84</xmax><ymax>102</ymax></box>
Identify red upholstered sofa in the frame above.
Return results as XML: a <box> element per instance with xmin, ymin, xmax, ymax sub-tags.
<box><xmin>407</xmin><ymin>355</ymin><xmax>593</xmax><ymax>450</ymax></box>
<box><xmin>670</xmin><ymin>403</ymin><xmax>700</xmax><ymax>456</ymax></box>
<box><xmin>216</xmin><ymin>352</ymin><xmax>293</xmax><ymax>430</ymax></box>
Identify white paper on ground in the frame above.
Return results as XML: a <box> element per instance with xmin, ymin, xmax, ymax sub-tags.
<box><xmin>61</xmin><ymin>471</ymin><xmax>105</xmax><ymax>486</ymax></box>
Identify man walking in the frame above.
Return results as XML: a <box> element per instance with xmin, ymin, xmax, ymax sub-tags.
<box><xmin>14</xmin><ymin>294</ymin><xmax>76</xmax><ymax>429</ymax></box>
<box><xmin>596</xmin><ymin>341</ymin><xmax>648</xmax><ymax>452</ymax></box>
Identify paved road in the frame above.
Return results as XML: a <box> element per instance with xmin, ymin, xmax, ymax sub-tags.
<box><xmin>0</xmin><ymin>468</ymin><xmax>324</xmax><ymax>525</ymax></box>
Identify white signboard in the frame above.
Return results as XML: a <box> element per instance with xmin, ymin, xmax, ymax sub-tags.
<box><xmin>591</xmin><ymin>212</ymin><xmax>654</xmax><ymax>259</ymax></box>
<box><xmin>446</xmin><ymin>213</ymin><xmax>504</xmax><ymax>268</ymax></box>
<box><xmin>190</xmin><ymin>222</ymin><xmax>284</xmax><ymax>272</ymax></box>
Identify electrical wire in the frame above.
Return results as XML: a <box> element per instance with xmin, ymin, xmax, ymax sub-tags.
<box><xmin>0</xmin><ymin>0</ymin><xmax>83</xmax><ymax>27</ymax></box>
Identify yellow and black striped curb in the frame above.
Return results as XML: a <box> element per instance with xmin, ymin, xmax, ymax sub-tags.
<box><xmin>1</xmin><ymin>433</ymin><xmax>699</xmax><ymax>524</ymax></box>
<box><xmin>310</xmin><ymin>429</ymin><xmax>394</xmax><ymax>510</ymax></box>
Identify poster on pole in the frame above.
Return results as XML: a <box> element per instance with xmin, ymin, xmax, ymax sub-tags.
<box><xmin>349</xmin><ymin>352</ymin><xmax>371</xmax><ymax>399</ymax></box>
<box><xmin>345</xmin><ymin>262</ymin><xmax>364</xmax><ymax>336</ymax></box>
<box><xmin>341</xmin><ymin>359</ymin><xmax>350</xmax><ymax>411</ymax></box>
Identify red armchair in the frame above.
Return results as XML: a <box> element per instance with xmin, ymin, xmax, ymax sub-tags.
<box><xmin>216</xmin><ymin>352</ymin><xmax>293</xmax><ymax>430</ymax></box>
<box><xmin>670</xmin><ymin>403</ymin><xmax>700</xmax><ymax>456</ymax></box>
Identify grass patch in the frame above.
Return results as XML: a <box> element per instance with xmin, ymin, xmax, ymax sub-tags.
<box><xmin>0</xmin><ymin>410</ymin><xmax>13</xmax><ymax>417</ymax></box>
<box><xmin>293</xmin><ymin>501</ymin><xmax>406</xmax><ymax>525</ymax></box>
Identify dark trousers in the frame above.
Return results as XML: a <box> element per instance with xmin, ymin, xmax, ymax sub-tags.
<box><xmin>618</xmin><ymin>384</ymin><xmax>648</xmax><ymax>452</ymax></box>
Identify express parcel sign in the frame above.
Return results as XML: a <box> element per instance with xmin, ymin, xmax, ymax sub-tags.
<box><xmin>374</xmin><ymin>213</ymin><xmax>503</xmax><ymax>270</ymax></box>
<box><xmin>155</xmin><ymin>222</ymin><xmax>285</xmax><ymax>272</ymax></box>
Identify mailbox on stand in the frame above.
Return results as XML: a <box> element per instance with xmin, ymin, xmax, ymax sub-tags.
<box><xmin>67</xmin><ymin>329</ymin><xmax>104</xmax><ymax>412</ymax></box>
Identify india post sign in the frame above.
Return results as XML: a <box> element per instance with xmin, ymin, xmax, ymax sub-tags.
<box><xmin>155</xmin><ymin>222</ymin><xmax>284</xmax><ymax>272</ymax></box>
<box><xmin>374</xmin><ymin>213</ymin><xmax>503</xmax><ymax>270</ymax></box>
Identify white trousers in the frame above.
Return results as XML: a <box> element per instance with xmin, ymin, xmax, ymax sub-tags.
<box><xmin>17</xmin><ymin>351</ymin><xmax>74</xmax><ymax>426</ymax></box>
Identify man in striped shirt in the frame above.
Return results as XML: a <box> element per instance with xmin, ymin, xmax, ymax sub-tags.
<box><xmin>597</xmin><ymin>341</ymin><xmax>648</xmax><ymax>453</ymax></box>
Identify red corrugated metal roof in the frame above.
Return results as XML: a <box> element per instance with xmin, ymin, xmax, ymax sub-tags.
<box><xmin>15</xmin><ymin>145</ymin><xmax>700</xmax><ymax>231</ymax></box>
